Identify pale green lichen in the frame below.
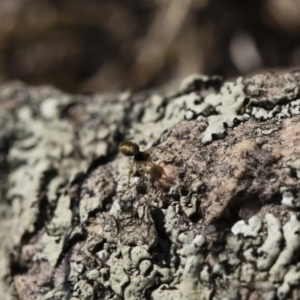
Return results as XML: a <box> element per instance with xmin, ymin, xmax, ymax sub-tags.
<box><xmin>231</xmin><ymin>215</ymin><xmax>262</xmax><ymax>237</ymax></box>
<box><xmin>201</xmin><ymin>77</ymin><xmax>248</xmax><ymax>143</ymax></box>
<box><xmin>286</xmin><ymin>158</ymin><xmax>300</xmax><ymax>179</ymax></box>
<box><xmin>277</xmin><ymin>266</ymin><xmax>300</xmax><ymax>300</ymax></box>
<box><xmin>269</xmin><ymin>215</ymin><xmax>300</xmax><ymax>282</ymax></box>
<box><xmin>73</xmin><ymin>280</ymin><xmax>94</xmax><ymax>300</ymax></box>
<box><xmin>257</xmin><ymin>214</ymin><xmax>282</xmax><ymax>271</ymax></box>
<box><xmin>42</xmin><ymin>283</ymin><xmax>71</xmax><ymax>300</ymax></box>
<box><xmin>280</xmin><ymin>187</ymin><xmax>300</xmax><ymax>208</ymax></box>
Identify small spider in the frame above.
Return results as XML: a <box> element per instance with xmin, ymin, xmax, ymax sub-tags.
<box><xmin>119</xmin><ymin>141</ymin><xmax>173</xmax><ymax>187</ymax></box>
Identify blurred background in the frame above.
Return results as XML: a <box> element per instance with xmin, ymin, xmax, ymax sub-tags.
<box><xmin>0</xmin><ymin>0</ymin><xmax>300</xmax><ymax>93</ymax></box>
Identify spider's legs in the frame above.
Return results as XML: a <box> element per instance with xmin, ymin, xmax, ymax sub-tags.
<box><xmin>149</xmin><ymin>162</ymin><xmax>173</xmax><ymax>184</ymax></box>
<box><xmin>145</xmin><ymin>146</ymin><xmax>173</xmax><ymax>155</ymax></box>
<box><xmin>155</xmin><ymin>146</ymin><xmax>174</xmax><ymax>155</ymax></box>
<box><xmin>127</xmin><ymin>161</ymin><xmax>135</xmax><ymax>187</ymax></box>
<box><xmin>137</xmin><ymin>163</ymin><xmax>147</xmax><ymax>180</ymax></box>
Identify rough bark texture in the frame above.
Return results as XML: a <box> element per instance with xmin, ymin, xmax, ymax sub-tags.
<box><xmin>1</xmin><ymin>72</ymin><xmax>300</xmax><ymax>300</ymax></box>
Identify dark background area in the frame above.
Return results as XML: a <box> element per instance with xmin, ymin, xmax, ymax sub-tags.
<box><xmin>1</xmin><ymin>0</ymin><xmax>300</xmax><ymax>93</ymax></box>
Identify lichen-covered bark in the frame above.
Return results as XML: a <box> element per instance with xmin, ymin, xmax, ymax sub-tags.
<box><xmin>1</xmin><ymin>72</ymin><xmax>300</xmax><ymax>300</ymax></box>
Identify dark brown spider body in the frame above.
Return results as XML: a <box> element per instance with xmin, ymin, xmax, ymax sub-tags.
<box><xmin>119</xmin><ymin>141</ymin><xmax>173</xmax><ymax>187</ymax></box>
<box><xmin>134</xmin><ymin>151</ymin><xmax>150</xmax><ymax>162</ymax></box>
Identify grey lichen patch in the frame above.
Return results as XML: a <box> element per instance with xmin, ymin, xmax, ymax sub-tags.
<box><xmin>179</xmin><ymin>181</ymin><xmax>203</xmax><ymax>217</ymax></box>
<box><xmin>221</xmin><ymin>280</ymin><xmax>240</xmax><ymax>300</ymax></box>
<box><xmin>280</xmin><ymin>187</ymin><xmax>300</xmax><ymax>209</ymax></box>
<box><xmin>109</xmin><ymin>257</ymin><xmax>130</xmax><ymax>296</ymax></box>
<box><xmin>164</xmin><ymin>204</ymin><xmax>182</xmax><ymax>243</ymax></box>
<box><xmin>80</xmin><ymin>167</ymin><xmax>116</xmax><ymax>223</ymax></box>
<box><xmin>6</xmin><ymin>110</ymin><xmax>84</xmax><ymax>250</ymax></box>
<box><xmin>80</xmin><ymin>196</ymin><xmax>102</xmax><ymax>223</ymax></box>
<box><xmin>124</xmin><ymin>262</ymin><xmax>157</xmax><ymax>300</ymax></box>
<box><xmin>285</xmin><ymin>158</ymin><xmax>300</xmax><ymax>179</ymax></box>
<box><xmin>215</xmin><ymin>213</ymin><xmax>300</xmax><ymax>299</ymax></box>
<box><xmin>174</xmin><ymin>235</ymin><xmax>209</xmax><ymax>300</ymax></box>
<box><xmin>67</xmin><ymin>262</ymin><xmax>84</xmax><ymax>287</ymax></box>
<box><xmin>201</xmin><ymin>77</ymin><xmax>248</xmax><ymax>143</ymax></box>
<box><xmin>121</xmin><ymin>245</ymin><xmax>152</xmax><ymax>271</ymax></box>
<box><xmin>250</xmin><ymin>101</ymin><xmax>300</xmax><ymax>122</ymax></box>
<box><xmin>255</xmin><ymin>127</ymin><xmax>280</xmax><ymax>136</ymax></box>
<box><xmin>39</xmin><ymin>233</ymin><xmax>65</xmax><ymax>267</ymax></box>
<box><xmin>257</xmin><ymin>214</ymin><xmax>282</xmax><ymax>271</ymax></box>
<box><xmin>178</xmin><ymin>234</ymin><xmax>206</xmax><ymax>257</ymax></box>
<box><xmin>178</xmin><ymin>74</ymin><xmax>223</xmax><ymax>95</ymax></box>
<box><xmin>141</xmin><ymin>94</ymin><xmax>165</xmax><ymax>123</ymax></box>
<box><xmin>73</xmin><ymin>280</ymin><xmax>94</xmax><ymax>300</ymax></box>
<box><xmin>101</xmin><ymin>188</ymin><xmax>157</xmax><ymax>247</ymax></box>
<box><xmin>269</xmin><ymin>214</ymin><xmax>300</xmax><ymax>282</ymax></box>
<box><xmin>40</xmin><ymin>97</ymin><xmax>61</xmax><ymax>120</ymax></box>
<box><xmin>126</xmin><ymin>74</ymin><xmax>224</xmax><ymax>149</ymax></box>
<box><xmin>80</xmin><ymin>134</ymin><xmax>108</xmax><ymax>158</ymax></box>
<box><xmin>36</xmin><ymin>193</ymin><xmax>73</xmax><ymax>267</ymax></box>
<box><xmin>42</xmin><ymin>283</ymin><xmax>72</xmax><ymax>300</ymax></box>
<box><xmin>108</xmin><ymin>244</ymin><xmax>168</xmax><ymax>299</ymax></box>
<box><xmin>240</xmin><ymin>263</ymin><xmax>255</xmax><ymax>283</ymax></box>
<box><xmin>86</xmin><ymin>269</ymin><xmax>99</xmax><ymax>281</ymax></box>
<box><xmin>47</xmin><ymin>193</ymin><xmax>72</xmax><ymax>235</ymax></box>
<box><xmin>0</xmin><ymin>83</ymin><xmax>127</xmax><ymax>299</ymax></box>
<box><xmin>277</xmin><ymin>266</ymin><xmax>300</xmax><ymax>300</ymax></box>
<box><xmin>231</xmin><ymin>216</ymin><xmax>262</xmax><ymax>237</ymax></box>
